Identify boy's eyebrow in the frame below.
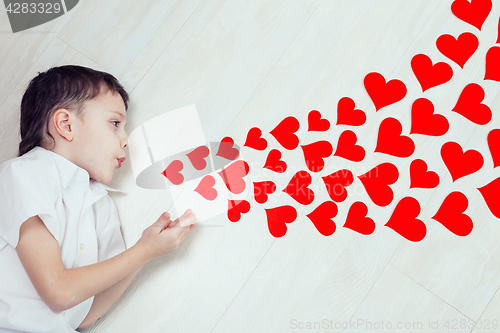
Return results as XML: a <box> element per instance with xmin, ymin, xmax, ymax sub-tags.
<box><xmin>110</xmin><ymin>110</ymin><xmax>127</xmax><ymax>120</ymax></box>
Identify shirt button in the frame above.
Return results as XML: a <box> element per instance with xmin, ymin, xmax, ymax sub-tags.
<box><xmin>80</xmin><ymin>243</ymin><xmax>85</xmax><ymax>250</ymax></box>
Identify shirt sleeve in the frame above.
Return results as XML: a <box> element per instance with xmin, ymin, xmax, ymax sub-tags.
<box><xmin>96</xmin><ymin>195</ymin><xmax>127</xmax><ymax>262</ymax></box>
<box><xmin>0</xmin><ymin>159</ymin><xmax>62</xmax><ymax>250</ymax></box>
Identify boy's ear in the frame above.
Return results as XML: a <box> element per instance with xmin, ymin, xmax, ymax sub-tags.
<box><xmin>52</xmin><ymin>109</ymin><xmax>74</xmax><ymax>142</ymax></box>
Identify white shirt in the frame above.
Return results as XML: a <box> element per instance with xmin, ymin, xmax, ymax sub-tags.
<box><xmin>0</xmin><ymin>146</ymin><xmax>127</xmax><ymax>332</ymax></box>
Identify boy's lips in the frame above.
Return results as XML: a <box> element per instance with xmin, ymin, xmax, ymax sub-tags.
<box><xmin>117</xmin><ymin>157</ymin><xmax>125</xmax><ymax>168</ymax></box>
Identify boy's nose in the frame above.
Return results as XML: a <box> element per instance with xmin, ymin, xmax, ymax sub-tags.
<box><xmin>122</xmin><ymin>134</ymin><xmax>129</xmax><ymax>148</ymax></box>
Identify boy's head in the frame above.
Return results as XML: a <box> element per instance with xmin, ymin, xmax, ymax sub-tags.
<box><xmin>19</xmin><ymin>65</ymin><xmax>130</xmax><ymax>184</ymax></box>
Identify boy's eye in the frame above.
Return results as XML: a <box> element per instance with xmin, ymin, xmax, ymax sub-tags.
<box><xmin>111</xmin><ymin>121</ymin><xmax>121</xmax><ymax>128</ymax></box>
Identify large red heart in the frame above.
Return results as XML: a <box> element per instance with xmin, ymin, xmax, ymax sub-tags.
<box><xmin>283</xmin><ymin>171</ymin><xmax>315</xmax><ymax>205</ymax></box>
<box><xmin>432</xmin><ymin>191</ymin><xmax>473</xmax><ymax>236</ymax></box>
<box><xmin>334</xmin><ymin>130</ymin><xmax>365</xmax><ymax>162</ymax></box>
<box><xmin>358</xmin><ymin>163</ymin><xmax>399</xmax><ymax>207</ymax></box>
<box><xmin>216</xmin><ymin>137</ymin><xmax>240</xmax><ymax>160</ymax></box>
<box><xmin>244</xmin><ymin>127</ymin><xmax>268</xmax><ymax>151</ymax></box>
<box><xmin>343</xmin><ymin>201</ymin><xmax>375</xmax><ymax>235</ymax></box>
<box><xmin>485</xmin><ymin>46</ymin><xmax>500</xmax><ymax>82</ymax></box>
<box><xmin>186</xmin><ymin>145</ymin><xmax>210</xmax><ymax>171</ymax></box>
<box><xmin>364</xmin><ymin>72</ymin><xmax>407</xmax><ymax>111</ymax></box>
<box><xmin>218</xmin><ymin>160</ymin><xmax>250</xmax><ymax>194</ymax></box>
<box><xmin>265</xmin><ymin>205</ymin><xmax>297</xmax><ymax>237</ymax></box>
<box><xmin>451</xmin><ymin>0</ymin><xmax>492</xmax><ymax>31</ymax></box>
<box><xmin>410</xmin><ymin>98</ymin><xmax>449</xmax><ymax>136</ymax></box>
<box><xmin>270</xmin><ymin>116</ymin><xmax>300</xmax><ymax>150</ymax></box>
<box><xmin>161</xmin><ymin>160</ymin><xmax>184</xmax><ymax>185</ymax></box>
<box><xmin>227</xmin><ymin>200</ymin><xmax>251</xmax><ymax>222</ymax></box>
<box><xmin>336</xmin><ymin>97</ymin><xmax>366</xmax><ymax>126</ymax></box>
<box><xmin>253</xmin><ymin>181</ymin><xmax>277</xmax><ymax>204</ymax></box>
<box><xmin>411</xmin><ymin>54</ymin><xmax>453</xmax><ymax>92</ymax></box>
<box><xmin>385</xmin><ymin>197</ymin><xmax>426</xmax><ymax>242</ymax></box>
<box><xmin>321</xmin><ymin>169</ymin><xmax>353</xmax><ymax>203</ymax></box>
<box><xmin>308</xmin><ymin>110</ymin><xmax>330</xmax><ymax>132</ymax></box>
<box><xmin>436</xmin><ymin>32</ymin><xmax>479</xmax><ymax>68</ymax></box>
<box><xmin>410</xmin><ymin>159</ymin><xmax>440</xmax><ymax>189</ymax></box>
<box><xmin>488</xmin><ymin>129</ymin><xmax>500</xmax><ymax>168</ymax></box>
<box><xmin>301</xmin><ymin>141</ymin><xmax>333</xmax><ymax>172</ymax></box>
<box><xmin>441</xmin><ymin>141</ymin><xmax>484</xmax><ymax>182</ymax></box>
<box><xmin>306</xmin><ymin>201</ymin><xmax>337</xmax><ymax>236</ymax></box>
<box><xmin>478</xmin><ymin>176</ymin><xmax>500</xmax><ymax>219</ymax></box>
<box><xmin>452</xmin><ymin>83</ymin><xmax>492</xmax><ymax>125</ymax></box>
<box><xmin>375</xmin><ymin>117</ymin><xmax>415</xmax><ymax>158</ymax></box>
<box><xmin>263</xmin><ymin>149</ymin><xmax>287</xmax><ymax>173</ymax></box>
<box><xmin>194</xmin><ymin>175</ymin><xmax>217</xmax><ymax>201</ymax></box>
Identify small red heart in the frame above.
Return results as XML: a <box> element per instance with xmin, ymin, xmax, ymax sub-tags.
<box><xmin>343</xmin><ymin>201</ymin><xmax>375</xmax><ymax>235</ymax></box>
<box><xmin>409</xmin><ymin>159</ymin><xmax>440</xmax><ymax>189</ymax></box>
<box><xmin>161</xmin><ymin>160</ymin><xmax>184</xmax><ymax>185</ymax></box>
<box><xmin>227</xmin><ymin>200</ymin><xmax>251</xmax><ymax>222</ymax></box>
<box><xmin>432</xmin><ymin>192</ymin><xmax>473</xmax><ymax>236</ymax></box>
<box><xmin>186</xmin><ymin>145</ymin><xmax>210</xmax><ymax>171</ymax></box>
<box><xmin>244</xmin><ymin>127</ymin><xmax>268</xmax><ymax>151</ymax></box>
<box><xmin>194</xmin><ymin>175</ymin><xmax>217</xmax><ymax>201</ymax></box>
<box><xmin>263</xmin><ymin>149</ymin><xmax>287</xmax><ymax>173</ymax></box>
<box><xmin>452</xmin><ymin>83</ymin><xmax>492</xmax><ymax>125</ymax></box>
<box><xmin>410</xmin><ymin>98</ymin><xmax>449</xmax><ymax>136</ymax></box>
<box><xmin>218</xmin><ymin>160</ymin><xmax>250</xmax><ymax>194</ymax></box>
<box><xmin>485</xmin><ymin>46</ymin><xmax>500</xmax><ymax>82</ymax></box>
<box><xmin>265</xmin><ymin>205</ymin><xmax>297</xmax><ymax>237</ymax></box>
<box><xmin>411</xmin><ymin>54</ymin><xmax>453</xmax><ymax>92</ymax></box>
<box><xmin>270</xmin><ymin>116</ymin><xmax>300</xmax><ymax>150</ymax></box>
<box><xmin>451</xmin><ymin>0</ymin><xmax>492</xmax><ymax>31</ymax></box>
<box><xmin>306</xmin><ymin>201</ymin><xmax>337</xmax><ymax>236</ymax></box>
<box><xmin>436</xmin><ymin>32</ymin><xmax>479</xmax><ymax>68</ymax></box>
<box><xmin>216</xmin><ymin>137</ymin><xmax>240</xmax><ymax>160</ymax></box>
<box><xmin>336</xmin><ymin>97</ymin><xmax>366</xmax><ymax>126</ymax></box>
<box><xmin>321</xmin><ymin>169</ymin><xmax>353</xmax><ymax>203</ymax></box>
<box><xmin>488</xmin><ymin>129</ymin><xmax>500</xmax><ymax>168</ymax></box>
<box><xmin>478</xmin><ymin>176</ymin><xmax>500</xmax><ymax>219</ymax></box>
<box><xmin>334</xmin><ymin>130</ymin><xmax>365</xmax><ymax>162</ymax></box>
<box><xmin>364</xmin><ymin>72</ymin><xmax>407</xmax><ymax>111</ymax></box>
<box><xmin>375</xmin><ymin>118</ymin><xmax>415</xmax><ymax>158</ymax></box>
<box><xmin>385</xmin><ymin>197</ymin><xmax>426</xmax><ymax>242</ymax></box>
<box><xmin>358</xmin><ymin>163</ymin><xmax>399</xmax><ymax>207</ymax></box>
<box><xmin>441</xmin><ymin>141</ymin><xmax>483</xmax><ymax>182</ymax></box>
<box><xmin>497</xmin><ymin>17</ymin><xmax>500</xmax><ymax>43</ymax></box>
<box><xmin>307</xmin><ymin>110</ymin><xmax>330</xmax><ymax>132</ymax></box>
<box><xmin>283</xmin><ymin>170</ymin><xmax>315</xmax><ymax>205</ymax></box>
<box><xmin>253</xmin><ymin>181</ymin><xmax>277</xmax><ymax>204</ymax></box>
<box><xmin>301</xmin><ymin>141</ymin><xmax>333</xmax><ymax>172</ymax></box>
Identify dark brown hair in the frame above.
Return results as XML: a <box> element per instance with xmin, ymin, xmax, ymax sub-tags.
<box><xmin>18</xmin><ymin>65</ymin><xmax>129</xmax><ymax>157</ymax></box>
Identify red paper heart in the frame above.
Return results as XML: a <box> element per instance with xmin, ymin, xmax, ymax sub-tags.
<box><xmin>488</xmin><ymin>129</ymin><xmax>500</xmax><ymax>168</ymax></box>
<box><xmin>227</xmin><ymin>200</ymin><xmax>251</xmax><ymax>222</ymax></box>
<box><xmin>306</xmin><ymin>201</ymin><xmax>337</xmax><ymax>236</ymax></box>
<box><xmin>244</xmin><ymin>127</ymin><xmax>268</xmax><ymax>151</ymax></box>
<box><xmin>161</xmin><ymin>160</ymin><xmax>184</xmax><ymax>185</ymax></box>
<box><xmin>216</xmin><ymin>137</ymin><xmax>240</xmax><ymax>160</ymax></box>
<box><xmin>321</xmin><ymin>169</ymin><xmax>354</xmax><ymax>203</ymax></box>
<box><xmin>485</xmin><ymin>46</ymin><xmax>500</xmax><ymax>82</ymax></box>
<box><xmin>283</xmin><ymin>170</ymin><xmax>315</xmax><ymax>205</ymax></box>
<box><xmin>478</xmin><ymin>176</ymin><xmax>500</xmax><ymax>219</ymax></box>
<box><xmin>343</xmin><ymin>201</ymin><xmax>375</xmax><ymax>235</ymax></box>
<box><xmin>253</xmin><ymin>181</ymin><xmax>277</xmax><ymax>204</ymax></box>
<box><xmin>497</xmin><ymin>17</ymin><xmax>500</xmax><ymax>43</ymax></box>
<box><xmin>411</xmin><ymin>54</ymin><xmax>453</xmax><ymax>92</ymax></box>
<box><xmin>301</xmin><ymin>141</ymin><xmax>333</xmax><ymax>172</ymax></box>
<box><xmin>263</xmin><ymin>149</ymin><xmax>287</xmax><ymax>173</ymax></box>
<box><xmin>336</xmin><ymin>97</ymin><xmax>366</xmax><ymax>126</ymax></box>
<box><xmin>218</xmin><ymin>160</ymin><xmax>250</xmax><ymax>194</ymax></box>
<box><xmin>265</xmin><ymin>205</ymin><xmax>297</xmax><ymax>237</ymax></box>
<box><xmin>451</xmin><ymin>0</ymin><xmax>492</xmax><ymax>31</ymax></box>
<box><xmin>308</xmin><ymin>110</ymin><xmax>330</xmax><ymax>132</ymax></box>
<box><xmin>410</xmin><ymin>98</ymin><xmax>449</xmax><ymax>136</ymax></box>
<box><xmin>334</xmin><ymin>130</ymin><xmax>365</xmax><ymax>162</ymax></box>
<box><xmin>358</xmin><ymin>163</ymin><xmax>399</xmax><ymax>207</ymax></box>
<box><xmin>194</xmin><ymin>175</ymin><xmax>217</xmax><ymax>201</ymax></box>
<box><xmin>452</xmin><ymin>83</ymin><xmax>492</xmax><ymax>125</ymax></box>
<box><xmin>432</xmin><ymin>191</ymin><xmax>473</xmax><ymax>236</ymax></box>
<box><xmin>364</xmin><ymin>72</ymin><xmax>407</xmax><ymax>111</ymax></box>
<box><xmin>375</xmin><ymin>117</ymin><xmax>415</xmax><ymax>158</ymax></box>
<box><xmin>385</xmin><ymin>197</ymin><xmax>426</xmax><ymax>242</ymax></box>
<box><xmin>436</xmin><ymin>32</ymin><xmax>478</xmax><ymax>68</ymax></box>
<box><xmin>441</xmin><ymin>141</ymin><xmax>484</xmax><ymax>182</ymax></box>
<box><xmin>410</xmin><ymin>159</ymin><xmax>440</xmax><ymax>189</ymax></box>
<box><xmin>270</xmin><ymin>116</ymin><xmax>300</xmax><ymax>150</ymax></box>
<box><xmin>186</xmin><ymin>145</ymin><xmax>210</xmax><ymax>171</ymax></box>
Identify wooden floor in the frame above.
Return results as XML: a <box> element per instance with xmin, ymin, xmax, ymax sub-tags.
<box><xmin>1</xmin><ymin>1</ymin><xmax>500</xmax><ymax>332</ymax></box>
